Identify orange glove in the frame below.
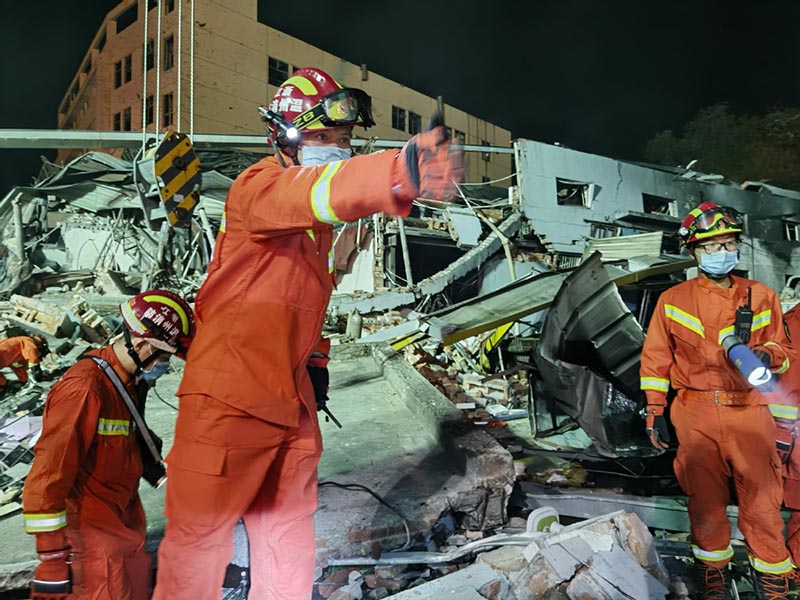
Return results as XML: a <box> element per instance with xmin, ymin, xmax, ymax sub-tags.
<box><xmin>31</xmin><ymin>531</ymin><xmax>71</xmax><ymax>600</ymax></box>
<box><xmin>644</xmin><ymin>404</ymin><xmax>670</xmax><ymax>450</ymax></box>
<box><xmin>776</xmin><ymin>419</ymin><xmax>797</xmax><ymax>464</ymax></box>
<box><xmin>392</xmin><ymin>116</ymin><xmax>465</xmax><ymax>204</ymax></box>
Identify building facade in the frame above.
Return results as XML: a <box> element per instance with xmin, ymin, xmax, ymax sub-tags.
<box><xmin>57</xmin><ymin>0</ymin><xmax>512</xmax><ymax>184</ymax></box>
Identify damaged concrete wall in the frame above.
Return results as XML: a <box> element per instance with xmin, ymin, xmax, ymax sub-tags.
<box><xmin>515</xmin><ymin>140</ymin><xmax>682</xmax><ymax>254</ymax></box>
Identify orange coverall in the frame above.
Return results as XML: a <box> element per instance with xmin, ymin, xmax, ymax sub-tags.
<box><xmin>640</xmin><ymin>275</ymin><xmax>794</xmax><ymax>575</ymax></box>
<box><xmin>154</xmin><ymin>151</ymin><xmax>412</xmax><ymax>599</ymax></box>
<box><xmin>780</xmin><ymin>304</ymin><xmax>800</xmax><ymax>565</ymax></box>
<box><xmin>0</xmin><ymin>336</ymin><xmax>41</xmax><ymax>387</ymax></box>
<box><xmin>22</xmin><ymin>345</ymin><xmax>151</xmax><ymax>599</ymax></box>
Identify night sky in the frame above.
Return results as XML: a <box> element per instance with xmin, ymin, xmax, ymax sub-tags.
<box><xmin>2</xmin><ymin>0</ymin><xmax>799</xmax><ymax>192</ymax></box>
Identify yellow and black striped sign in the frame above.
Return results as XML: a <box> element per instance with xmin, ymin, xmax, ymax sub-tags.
<box><xmin>154</xmin><ymin>131</ymin><xmax>201</xmax><ymax>226</ymax></box>
<box><xmin>146</xmin><ymin>131</ymin><xmax>201</xmax><ymax>227</ymax></box>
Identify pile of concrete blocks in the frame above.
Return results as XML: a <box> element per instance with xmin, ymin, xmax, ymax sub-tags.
<box><xmin>388</xmin><ymin>510</ymin><xmax>670</xmax><ymax>600</ymax></box>
<box><xmin>7</xmin><ymin>295</ymin><xmax>72</xmax><ymax>337</ymax></box>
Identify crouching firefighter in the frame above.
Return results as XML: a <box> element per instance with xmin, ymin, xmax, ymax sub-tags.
<box><xmin>22</xmin><ymin>289</ymin><xmax>195</xmax><ymax>600</ymax></box>
<box><xmin>640</xmin><ymin>202</ymin><xmax>795</xmax><ymax>599</ymax></box>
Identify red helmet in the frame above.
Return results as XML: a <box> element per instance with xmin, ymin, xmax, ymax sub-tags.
<box><xmin>263</xmin><ymin>67</ymin><xmax>374</xmax><ymax>150</ymax></box>
<box><xmin>120</xmin><ymin>289</ymin><xmax>195</xmax><ymax>359</ymax></box>
<box><xmin>678</xmin><ymin>202</ymin><xmax>744</xmax><ymax>246</ymax></box>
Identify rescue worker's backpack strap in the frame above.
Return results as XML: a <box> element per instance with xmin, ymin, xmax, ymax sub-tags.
<box><xmin>80</xmin><ymin>355</ymin><xmax>163</xmax><ymax>467</ymax></box>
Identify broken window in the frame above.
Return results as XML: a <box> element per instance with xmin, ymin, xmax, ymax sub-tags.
<box><xmin>268</xmin><ymin>56</ymin><xmax>289</xmax><ymax>87</ymax></box>
<box><xmin>590</xmin><ymin>223</ymin><xmax>620</xmax><ymax>238</ymax></box>
<box><xmin>145</xmin><ymin>95</ymin><xmax>154</xmax><ymax>125</ymax></box>
<box><xmin>146</xmin><ymin>39</ymin><xmax>154</xmax><ymax>70</ymax></box>
<box><xmin>481</xmin><ymin>140</ymin><xmax>490</xmax><ymax>161</ymax></box>
<box><xmin>123</xmin><ymin>107</ymin><xmax>132</xmax><ymax>131</ymax></box>
<box><xmin>391</xmin><ymin>106</ymin><xmax>406</xmax><ymax>131</ymax></box>
<box><xmin>162</xmin><ymin>92</ymin><xmax>174</xmax><ymax>127</ymax></box>
<box><xmin>113</xmin><ymin>112</ymin><xmax>121</xmax><ymax>131</ymax></box>
<box><xmin>784</xmin><ymin>219</ymin><xmax>800</xmax><ymax>241</ymax></box>
<box><xmin>642</xmin><ymin>193</ymin><xmax>677</xmax><ymax>216</ymax></box>
<box><xmin>115</xmin><ymin>3</ymin><xmax>137</xmax><ymax>33</ymax></box>
<box><xmin>556</xmin><ymin>253</ymin><xmax>582</xmax><ymax>270</ymax></box>
<box><xmin>164</xmin><ymin>35</ymin><xmax>174</xmax><ymax>71</ymax></box>
<box><xmin>408</xmin><ymin>111</ymin><xmax>422</xmax><ymax>135</ymax></box>
<box><xmin>113</xmin><ymin>60</ymin><xmax>122</xmax><ymax>88</ymax></box>
<box><xmin>164</xmin><ymin>0</ymin><xmax>175</xmax><ymax>13</ymax></box>
<box><xmin>556</xmin><ymin>178</ymin><xmax>594</xmax><ymax>208</ymax></box>
<box><xmin>123</xmin><ymin>54</ymin><xmax>132</xmax><ymax>83</ymax></box>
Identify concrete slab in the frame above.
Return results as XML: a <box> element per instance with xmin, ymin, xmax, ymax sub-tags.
<box><xmin>0</xmin><ymin>342</ymin><xmax>514</xmax><ymax>588</ymax></box>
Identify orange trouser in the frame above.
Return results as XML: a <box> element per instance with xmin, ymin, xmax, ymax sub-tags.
<box><xmin>671</xmin><ymin>395</ymin><xmax>790</xmax><ymax>572</ymax></box>
<box><xmin>68</xmin><ymin>537</ymin><xmax>151</xmax><ymax>600</ymax></box>
<box><xmin>153</xmin><ymin>394</ymin><xmax>322</xmax><ymax>600</ymax></box>
<box><xmin>783</xmin><ymin>446</ymin><xmax>800</xmax><ymax>565</ymax></box>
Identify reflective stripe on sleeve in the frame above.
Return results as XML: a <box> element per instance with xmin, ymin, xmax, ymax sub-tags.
<box><xmin>641</xmin><ymin>377</ymin><xmax>670</xmax><ymax>393</ymax></box>
<box><xmin>769</xmin><ymin>404</ymin><xmax>798</xmax><ymax>420</ymax></box>
<box><xmin>97</xmin><ymin>418</ymin><xmax>130</xmax><ymax>436</ymax></box>
<box><xmin>310</xmin><ymin>162</ymin><xmax>344</xmax><ymax>224</ymax></box>
<box><xmin>23</xmin><ymin>511</ymin><xmax>67</xmax><ymax>533</ymax></box>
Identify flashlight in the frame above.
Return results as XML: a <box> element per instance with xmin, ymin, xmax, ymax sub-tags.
<box><xmin>258</xmin><ymin>106</ymin><xmax>299</xmax><ymax>142</ymax></box>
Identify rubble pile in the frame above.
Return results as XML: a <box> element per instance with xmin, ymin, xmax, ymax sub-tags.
<box><xmin>314</xmin><ymin>510</ymin><xmax>677</xmax><ymax>600</ymax></box>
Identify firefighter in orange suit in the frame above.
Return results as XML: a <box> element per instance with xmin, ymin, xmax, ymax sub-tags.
<box><xmin>22</xmin><ymin>290</ymin><xmax>194</xmax><ymax>600</ymax></box>
<box><xmin>779</xmin><ymin>304</ymin><xmax>800</xmax><ymax>585</ymax></box>
<box><xmin>152</xmin><ymin>67</ymin><xmax>464</xmax><ymax>600</ymax></box>
<box><xmin>0</xmin><ymin>334</ymin><xmax>49</xmax><ymax>391</ymax></box>
<box><xmin>640</xmin><ymin>202</ymin><xmax>795</xmax><ymax>599</ymax></box>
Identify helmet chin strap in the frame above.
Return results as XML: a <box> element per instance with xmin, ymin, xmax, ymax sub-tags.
<box><xmin>123</xmin><ymin>329</ymin><xmax>161</xmax><ymax>377</ymax></box>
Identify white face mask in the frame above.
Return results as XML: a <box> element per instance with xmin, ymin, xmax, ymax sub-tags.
<box><xmin>300</xmin><ymin>145</ymin><xmax>351</xmax><ymax>166</ymax></box>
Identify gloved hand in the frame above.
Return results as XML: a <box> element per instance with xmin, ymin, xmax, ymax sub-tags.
<box><xmin>644</xmin><ymin>404</ymin><xmax>670</xmax><ymax>450</ymax></box>
<box><xmin>307</xmin><ymin>365</ymin><xmax>329</xmax><ymax>412</ymax></box>
<box><xmin>32</xmin><ymin>531</ymin><xmax>71</xmax><ymax>600</ymax></box>
<box><xmin>776</xmin><ymin>419</ymin><xmax>797</xmax><ymax>464</ymax></box>
<box><xmin>140</xmin><ymin>429</ymin><xmax>166</xmax><ymax>488</ymax></box>
<box><xmin>753</xmin><ymin>347</ymin><xmax>772</xmax><ymax>368</ymax></box>
<box><xmin>29</xmin><ymin>364</ymin><xmax>43</xmax><ymax>384</ymax></box>
<box><xmin>392</xmin><ymin>113</ymin><xmax>465</xmax><ymax>204</ymax></box>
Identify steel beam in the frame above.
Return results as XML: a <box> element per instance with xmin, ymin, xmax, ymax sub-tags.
<box><xmin>0</xmin><ymin>129</ymin><xmax>515</xmax><ymax>154</ymax></box>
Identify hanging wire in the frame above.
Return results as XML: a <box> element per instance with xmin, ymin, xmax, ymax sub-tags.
<box><xmin>141</xmin><ymin>0</ymin><xmax>149</xmax><ymax>151</ymax></box>
<box><xmin>190</xmin><ymin>0</ymin><xmax>195</xmax><ymax>136</ymax></box>
<box><xmin>176</xmin><ymin>0</ymin><xmax>182</xmax><ymax>129</ymax></box>
<box><xmin>155</xmin><ymin>0</ymin><xmax>163</xmax><ymax>139</ymax></box>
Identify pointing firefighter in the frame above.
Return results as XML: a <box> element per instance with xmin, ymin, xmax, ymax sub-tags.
<box><xmin>152</xmin><ymin>67</ymin><xmax>464</xmax><ymax>599</ymax></box>
<box><xmin>640</xmin><ymin>202</ymin><xmax>795</xmax><ymax>599</ymax></box>
<box><xmin>22</xmin><ymin>290</ymin><xmax>195</xmax><ymax>600</ymax></box>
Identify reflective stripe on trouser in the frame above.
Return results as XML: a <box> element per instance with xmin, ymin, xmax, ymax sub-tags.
<box><xmin>671</xmin><ymin>395</ymin><xmax>790</xmax><ymax>573</ymax></box>
<box><xmin>153</xmin><ymin>394</ymin><xmax>322</xmax><ymax>600</ymax></box>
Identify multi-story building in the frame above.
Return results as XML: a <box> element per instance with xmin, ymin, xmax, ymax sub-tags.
<box><xmin>57</xmin><ymin>0</ymin><xmax>512</xmax><ymax>184</ymax></box>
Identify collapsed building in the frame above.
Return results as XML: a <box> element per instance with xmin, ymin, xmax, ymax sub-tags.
<box><xmin>1</xmin><ymin>133</ymin><xmax>800</xmax><ymax>597</ymax></box>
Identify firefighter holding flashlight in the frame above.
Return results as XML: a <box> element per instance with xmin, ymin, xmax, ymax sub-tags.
<box><xmin>640</xmin><ymin>202</ymin><xmax>795</xmax><ymax>599</ymax></box>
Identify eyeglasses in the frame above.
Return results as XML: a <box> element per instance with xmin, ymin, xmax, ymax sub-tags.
<box><xmin>696</xmin><ymin>240</ymin><xmax>738</xmax><ymax>254</ymax></box>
